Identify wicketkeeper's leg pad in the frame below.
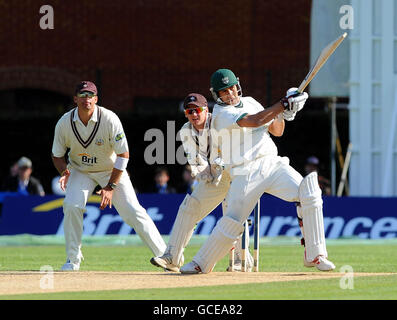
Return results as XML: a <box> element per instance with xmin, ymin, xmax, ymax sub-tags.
<box><xmin>194</xmin><ymin>216</ymin><xmax>244</xmax><ymax>273</ymax></box>
<box><xmin>298</xmin><ymin>172</ymin><xmax>327</xmax><ymax>261</ymax></box>
<box><xmin>167</xmin><ymin>194</ymin><xmax>202</xmax><ymax>266</ymax></box>
<box><xmin>296</xmin><ymin>204</ymin><xmax>305</xmax><ymax>246</ymax></box>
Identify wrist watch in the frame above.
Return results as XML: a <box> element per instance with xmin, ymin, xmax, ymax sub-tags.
<box><xmin>106</xmin><ymin>182</ymin><xmax>117</xmax><ymax>190</ymax></box>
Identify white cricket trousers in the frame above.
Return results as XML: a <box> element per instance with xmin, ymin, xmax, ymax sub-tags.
<box><xmin>62</xmin><ymin>168</ymin><xmax>166</xmax><ymax>264</ymax></box>
<box><xmin>225</xmin><ymin>156</ymin><xmax>303</xmax><ymax>223</ymax></box>
<box><xmin>194</xmin><ymin>155</ymin><xmax>304</xmax><ymax>272</ymax></box>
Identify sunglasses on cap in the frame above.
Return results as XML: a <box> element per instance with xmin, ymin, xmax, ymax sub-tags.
<box><xmin>185</xmin><ymin>106</ymin><xmax>206</xmax><ymax>115</ymax></box>
<box><xmin>76</xmin><ymin>92</ymin><xmax>96</xmax><ymax>98</ymax></box>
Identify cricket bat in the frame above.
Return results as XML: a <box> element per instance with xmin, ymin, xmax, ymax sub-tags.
<box><xmin>298</xmin><ymin>32</ymin><xmax>347</xmax><ymax>93</ymax></box>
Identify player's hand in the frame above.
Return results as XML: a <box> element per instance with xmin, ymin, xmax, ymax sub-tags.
<box><xmin>210</xmin><ymin>158</ymin><xmax>224</xmax><ymax>186</ymax></box>
<box><xmin>96</xmin><ymin>186</ymin><xmax>113</xmax><ymax>210</ymax></box>
<box><xmin>192</xmin><ymin>161</ymin><xmax>213</xmax><ymax>183</ymax></box>
<box><xmin>282</xmin><ymin>109</ymin><xmax>296</xmax><ymax>121</ymax></box>
<box><xmin>281</xmin><ymin>87</ymin><xmax>309</xmax><ymax>113</ymax></box>
<box><xmin>196</xmin><ymin>169</ymin><xmax>213</xmax><ymax>184</ymax></box>
<box><xmin>58</xmin><ymin>169</ymin><xmax>70</xmax><ymax>191</ymax></box>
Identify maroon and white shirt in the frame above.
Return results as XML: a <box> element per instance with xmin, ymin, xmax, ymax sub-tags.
<box><xmin>52</xmin><ymin>105</ymin><xmax>129</xmax><ymax>172</ymax></box>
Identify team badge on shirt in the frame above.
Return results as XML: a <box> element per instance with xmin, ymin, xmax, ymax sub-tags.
<box><xmin>115</xmin><ymin>133</ymin><xmax>125</xmax><ymax>142</ymax></box>
<box><xmin>95</xmin><ymin>138</ymin><xmax>104</xmax><ymax>146</ymax></box>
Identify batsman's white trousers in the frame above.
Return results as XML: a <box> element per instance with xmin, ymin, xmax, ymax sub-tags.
<box><xmin>225</xmin><ymin>156</ymin><xmax>302</xmax><ymax>222</ymax></box>
<box><xmin>194</xmin><ymin>155</ymin><xmax>328</xmax><ymax>272</ymax></box>
<box><xmin>62</xmin><ymin>168</ymin><xmax>166</xmax><ymax>264</ymax></box>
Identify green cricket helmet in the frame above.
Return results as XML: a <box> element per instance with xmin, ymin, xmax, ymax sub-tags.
<box><xmin>209</xmin><ymin>68</ymin><xmax>242</xmax><ymax>105</ymax></box>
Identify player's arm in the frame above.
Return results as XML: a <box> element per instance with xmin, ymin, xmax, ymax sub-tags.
<box><xmin>97</xmin><ymin>151</ymin><xmax>129</xmax><ymax>210</ymax></box>
<box><xmin>237</xmin><ymin>102</ymin><xmax>284</xmax><ymax>128</ymax></box>
<box><xmin>52</xmin><ymin>154</ymin><xmax>71</xmax><ymax>191</ymax></box>
<box><xmin>99</xmin><ymin>115</ymin><xmax>131</xmax><ymax>209</ymax></box>
<box><xmin>237</xmin><ymin>89</ymin><xmax>309</xmax><ymax>128</ymax></box>
<box><xmin>51</xmin><ymin>154</ymin><xmax>68</xmax><ymax>176</ymax></box>
<box><xmin>107</xmin><ymin>152</ymin><xmax>129</xmax><ymax>186</ymax></box>
<box><xmin>51</xmin><ymin>119</ymin><xmax>70</xmax><ymax>191</ymax></box>
<box><xmin>268</xmin><ymin>115</ymin><xmax>285</xmax><ymax>137</ymax></box>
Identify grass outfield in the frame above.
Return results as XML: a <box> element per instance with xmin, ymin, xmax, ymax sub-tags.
<box><xmin>0</xmin><ymin>236</ymin><xmax>396</xmax><ymax>300</ymax></box>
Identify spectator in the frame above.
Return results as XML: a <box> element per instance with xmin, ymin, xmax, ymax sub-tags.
<box><xmin>2</xmin><ymin>157</ymin><xmax>45</xmax><ymax>196</ymax></box>
<box><xmin>178</xmin><ymin>164</ymin><xmax>198</xmax><ymax>194</ymax></box>
<box><xmin>304</xmin><ymin>156</ymin><xmax>332</xmax><ymax>196</ymax></box>
<box><xmin>1</xmin><ymin>161</ymin><xmax>19</xmax><ymax>190</ymax></box>
<box><xmin>150</xmin><ymin>167</ymin><xmax>176</xmax><ymax>194</ymax></box>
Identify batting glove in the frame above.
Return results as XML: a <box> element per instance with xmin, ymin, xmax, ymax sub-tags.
<box><xmin>280</xmin><ymin>87</ymin><xmax>309</xmax><ymax>113</ymax></box>
<box><xmin>210</xmin><ymin>157</ymin><xmax>225</xmax><ymax>186</ymax></box>
<box><xmin>195</xmin><ymin>165</ymin><xmax>213</xmax><ymax>183</ymax></box>
<box><xmin>282</xmin><ymin>109</ymin><xmax>296</xmax><ymax>121</ymax></box>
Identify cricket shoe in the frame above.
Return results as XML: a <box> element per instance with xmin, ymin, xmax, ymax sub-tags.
<box><xmin>150</xmin><ymin>253</ymin><xmax>184</xmax><ymax>272</ymax></box>
<box><xmin>180</xmin><ymin>261</ymin><xmax>202</xmax><ymax>274</ymax></box>
<box><xmin>61</xmin><ymin>260</ymin><xmax>80</xmax><ymax>271</ymax></box>
<box><xmin>304</xmin><ymin>252</ymin><xmax>335</xmax><ymax>271</ymax></box>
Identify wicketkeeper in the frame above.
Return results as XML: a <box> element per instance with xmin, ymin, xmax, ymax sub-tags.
<box><xmin>150</xmin><ymin>93</ymin><xmax>254</xmax><ymax>272</ymax></box>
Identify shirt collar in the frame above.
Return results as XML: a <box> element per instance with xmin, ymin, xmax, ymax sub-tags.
<box><xmin>73</xmin><ymin>105</ymin><xmax>99</xmax><ymax>123</ymax></box>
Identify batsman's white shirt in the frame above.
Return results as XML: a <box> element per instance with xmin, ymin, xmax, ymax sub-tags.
<box><xmin>212</xmin><ymin>96</ymin><xmax>277</xmax><ymax>169</ymax></box>
<box><xmin>192</xmin><ymin>97</ymin><xmax>329</xmax><ymax>272</ymax></box>
<box><xmin>52</xmin><ymin>105</ymin><xmax>128</xmax><ymax>172</ymax></box>
<box><xmin>210</xmin><ymin>96</ymin><xmax>303</xmax><ymax>219</ymax></box>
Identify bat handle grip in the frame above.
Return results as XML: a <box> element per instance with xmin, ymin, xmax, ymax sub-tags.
<box><xmin>297</xmin><ymin>83</ymin><xmax>306</xmax><ymax>93</ymax></box>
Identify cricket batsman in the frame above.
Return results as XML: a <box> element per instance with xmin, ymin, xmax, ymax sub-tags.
<box><xmin>180</xmin><ymin>69</ymin><xmax>335</xmax><ymax>274</ymax></box>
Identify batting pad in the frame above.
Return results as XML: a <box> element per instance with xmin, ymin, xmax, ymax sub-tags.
<box><xmin>194</xmin><ymin>216</ymin><xmax>244</xmax><ymax>273</ymax></box>
<box><xmin>298</xmin><ymin>172</ymin><xmax>327</xmax><ymax>261</ymax></box>
<box><xmin>168</xmin><ymin>194</ymin><xmax>201</xmax><ymax>266</ymax></box>
<box><xmin>296</xmin><ymin>205</ymin><xmax>305</xmax><ymax>238</ymax></box>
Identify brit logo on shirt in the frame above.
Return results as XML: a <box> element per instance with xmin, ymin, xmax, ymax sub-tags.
<box><xmin>78</xmin><ymin>153</ymin><xmax>97</xmax><ymax>166</ymax></box>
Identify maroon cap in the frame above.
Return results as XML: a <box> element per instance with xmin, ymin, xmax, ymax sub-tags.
<box><xmin>183</xmin><ymin>93</ymin><xmax>208</xmax><ymax>109</ymax></box>
<box><xmin>75</xmin><ymin>81</ymin><xmax>97</xmax><ymax>95</ymax></box>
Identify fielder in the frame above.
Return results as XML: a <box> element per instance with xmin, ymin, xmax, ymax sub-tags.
<box><xmin>180</xmin><ymin>69</ymin><xmax>335</xmax><ymax>274</ymax></box>
<box><xmin>51</xmin><ymin>81</ymin><xmax>166</xmax><ymax>271</ymax></box>
<box><xmin>150</xmin><ymin>93</ymin><xmax>253</xmax><ymax>272</ymax></box>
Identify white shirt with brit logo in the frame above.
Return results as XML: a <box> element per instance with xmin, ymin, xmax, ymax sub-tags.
<box><xmin>52</xmin><ymin>105</ymin><xmax>129</xmax><ymax>172</ymax></box>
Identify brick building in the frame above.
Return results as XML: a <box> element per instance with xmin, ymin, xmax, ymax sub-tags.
<box><xmin>1</xmin><ymin>0</ymin><xmax>311</xmax><ymax>110</ymax></box>
<box><xmin>1</xmin><ymin>0</ymin><xmax>335</xmax><ymax>194</ymax></box>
